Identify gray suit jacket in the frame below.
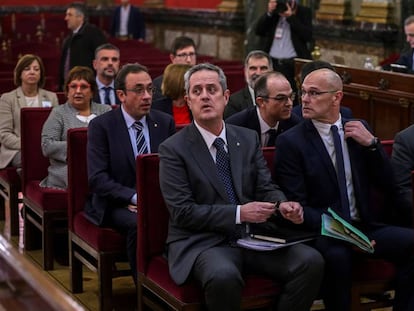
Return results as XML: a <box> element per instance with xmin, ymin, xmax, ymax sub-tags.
<box><xmin>391</xmin><ymin>124</ymin><xmax>414</xmax><ymax>223</ymax></box>
<box><xmin>0</xmin><ymin>87</ymin><xmax>58</xmax><ymax>169</ymax></box>
<box><xmin>223</xmin><ymin>86</ymin><xmax>254</xmax><ymax>120</ymax></box>
<box><xmin>159</xmin><ymin>123</ymin><xmax>286</xmax><ymax>285</ymax></box>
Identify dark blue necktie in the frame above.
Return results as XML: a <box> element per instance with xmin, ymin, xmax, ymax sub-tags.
<box><xmin>103</xmin><ymin>86</ymin><xmax>112</xmax><ymax>105</ymax></box>
<box><xmin>213</xmin><ymin>138</ymin><xmax>238</xmax><ymax>204</ymax></box>
<box><xmin>133</xmin><ymin>121</ymin><xmax>148</xmax><ymax>155</ymax></box>
<box><xmin>331</xmin><ymin>125</ymin><xmax>351</xmax><ymax>219</ymax></box>
<box><xmin>266</xmin><ymin>129</ymin><xmax>277</xmax><ymax>147</ymax></box>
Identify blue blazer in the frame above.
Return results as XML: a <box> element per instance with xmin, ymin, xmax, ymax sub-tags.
<box><xmin>395</xmin><ymin>49</ymin><xmax>414</xmax><ymax>74</ymax></box>
<box><xmin>85</xmin><ymin>107</ymin><xmax>175</xmax><ymax>225</ymax></box>
<box><xmin>225</xmin><ymin>106</ymin><xmax>301</xmax><ymax>146</ymax></box>
<box><xmin>274</xmin><ymin>118</ymin><xmax>394</xmax><ymax>230</ymax></box>
<box><xmin>111</xmin><ymin>5</ymin><xmax>145</xmax><ymax>40</ymax></box>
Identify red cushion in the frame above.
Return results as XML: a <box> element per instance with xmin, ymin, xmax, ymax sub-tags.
<box><xmin>145</xmin><ymin>256</ymin><xmax>281</xmax><ymax>304</ymax></box>
<box><xmin>24</xmin><ymin>180</ymin><xmax>67</xmax><ymax>211</ymax></box>
<box><xmin>73</xmin><ymin>212</ymin><xmax>126</xmax><ymax>252</ymax></box>
<box><xmin>0</xmin><ymin>167</ymin><xmax>21</xmax><ymax>188</ymax></box>
<box><xmin>353</xmin><ymin>258</ymin><xmax>395</xmax><ymax>281</ymax></box>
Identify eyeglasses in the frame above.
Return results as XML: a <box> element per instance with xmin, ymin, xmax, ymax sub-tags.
<box><xmin>175</xmin><ymin>52</ymin><xmax>196</xmax><ymax>59</ymax></box>
<box><xmin>262</xmin><ymin>93</ymin><xmax>296</xmax><ymax>103</ymax></box>
<box><xmin>68</xmin><ymin>83</ymin><xmax>91</xmax><ymax>90</ymax></box>
<box><xmin>125</xmin><ymin>86</ymin><xmax>156</xmax><ymax>96</ymax></box>
<box><xmin>300</xmin><ymin>89</ymin><xmax>338</xmax><ymax>99</ymax></box>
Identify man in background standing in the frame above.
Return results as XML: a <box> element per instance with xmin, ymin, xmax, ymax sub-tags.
<box><xmin>93</xmin><ymin>43</ymin><xmax>121</xmax><ymax>105</ymax></box>
<box><xmin>59</xmin><ymin>2</ymin><xmax>107</xmax><ymax>90</ymax></box>
<box><xmin>255</xmin><ymin>0</ymin><xmax>313</xmax><ymax>100</ymax></box>
<box><xmin>111</xmin><ymin>0</ymin><xmax>145</xmax><ymax>41</ymax></box>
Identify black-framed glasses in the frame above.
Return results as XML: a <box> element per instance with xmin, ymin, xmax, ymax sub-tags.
<box><xmin>300</xmin><ymin>89</ymin><xmax>338</xmax><ymax>99</ymax></box>
<box><xmin>262</xmin><ymin>93</ymin><xmax>296</xmax><ymax>103</ymax></box>
<box><xmin>175</xmin><ymin>52</ymin><xmax>196</xmax><ymax>59</ymax></box>
<box><xmin>124</xmin><ymin>86</ymin><xmax>156</xmax><ymax>96</ymax></box>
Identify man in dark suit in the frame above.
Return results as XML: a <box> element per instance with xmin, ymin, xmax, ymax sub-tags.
<box><xmin>93</xmin><ymin>43</ymin><xmax>121</xmax><ymax>105</ymax></box>
<box><xmin>255</xmin><ymin>0</ymin><xmax>313</xmax><ymax>97</ymax></box>
<box><xmin>59</xmin><ymin>2</ymin><xmax>107</xmax><ymax>90</ymax></box>
<box><xmin>394</xmin><ymin>15</ymin><xmax>414</xmax><ymax>73</ymax></box>
<box><xmin>223</xmin><ymin>50</ymin><xmax>272</xmax><ymax>119</ymax></box>
<box><xmin>158</xmin><ymin>63</ymin><xmax>323</xmax><ymax>311</ymax></box>
<box><xmin>226</xmin><ymin>71</ymin><xmax>300</xmax><ymax>146</ymax></box>
<box><xmin>391</xmin><ymin>124</ymin><xmax>414</xmax><ymax>227</ymax></box>
<box><xmin>274</xmin><ymin>68</ymin><xmax>414</xmax><ymax>311</ymax></box>
<box><xmin>111</xmin><ymin>0</ymin><xmax>145</xmax><ymax>41</ymax></box>
<box><xmin>86</xmin><ymin>63</ymin><xmax>175</xmax><ymax>283</ymax></box>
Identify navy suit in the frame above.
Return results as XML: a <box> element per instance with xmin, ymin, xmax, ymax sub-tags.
<box><xmin>93</xmin><ymin>87</ymin><xmax>121</xmax><ymax>105</ymax></box>
<box><xmin>86</xmin><ymin>107</ymin><xmax>175</xmax><ymax>281</ymax></box>
<box><xmin>225</xmin><ymin>106</ymin><xmax>301</xmax><ymax>146</ymax></box>
<box><xmin>274</xmin><ymin>118</ymin><xmax>414</xmax><ymax>311</ymax></box>
<box><xmin>223</xmin><ymin>86</ymin><xmax>253</xmax><ymax>119</ymax></box>
<box><xmin>111</xmin><ymin>5</ymin><xmax>145</xmax><ymax>40</ymax></box>
<box><xmin>395</xmin><ymin>48</ymin><xmax>414</xmax><ymax>74</ymax></box>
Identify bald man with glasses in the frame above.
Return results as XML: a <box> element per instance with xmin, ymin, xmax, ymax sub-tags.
<box><xmin>226</xmin><ymin>71</ymin><xmax>301</xmax><ymax>147</ymax></box>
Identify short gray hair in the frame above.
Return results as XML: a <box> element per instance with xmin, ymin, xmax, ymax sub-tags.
<box><xmin>184</xmin><ymin>63</ymin><xmax>227</xmax><ymax>95</ymax></box>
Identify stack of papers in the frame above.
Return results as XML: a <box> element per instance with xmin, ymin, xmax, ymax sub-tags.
<box><xmin>237</xmin><ymin>236</ymin><xmax>314</xmax><ymax>251</ymax></box>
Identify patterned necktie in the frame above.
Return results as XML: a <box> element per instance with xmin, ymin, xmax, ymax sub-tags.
<box><xmin>331</xmin><ymin>125</ymin><xmax>351</xmax><ymax>219</ymax></box>
<box><xmin>133</xmin><ymin>121</ymin><xmax>148</xmax><ymax>155</ymax></box>
<box><xmin>103</xmin><ymin>87</ymin><xmax>112</xmax><ymax>105</ymax></box>
<box><xmin>213</xmin><ymin>138</ymin><xmax>238</xmax><ymax>204</ymax></box>
<box><xmin>266</xmin><ymin>129</ymin><xmax>277</xmax><ymax>147</ymax></box>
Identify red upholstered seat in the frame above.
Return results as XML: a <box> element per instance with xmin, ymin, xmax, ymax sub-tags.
<box><xmin>136</xmin><ymin>154</ymin><xmax>281</xmax><ymax>311</ymax></box>
<box><xmin>21</xmin><ymin>107</ymin><xmax>68</xmax><ymax>271</ymax></box>
<box><xmin>67</xmin><ymin>128</ymin><xmax>130</xmax><ymax>311</ymax></box>
<box><xmin>0</xmin><ymin>166</ymin><xmax>21</xmax><ymax>237</ymax></box>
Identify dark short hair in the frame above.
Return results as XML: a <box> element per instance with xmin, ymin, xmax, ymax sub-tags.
<box><xmin>244</xmin><ymin>50</ymin><xmax>273</xmax><ymax>69</ymax></box>
<box><xmin>115</xmin><ymin>63</ymin><xmax>149</xmax><ymax>91</ymax></box>
<box><xmin>170</xmin><ymin>36</ymin><xmax>196</xmax><ymax>55</ymax></box>
<box><xmin>254</xmin><ymin>71</ymin><xmax>286</xmax><ymax>98</ymax></box>
<box><xmin>68</xmin><ymin>2</ymin><xmax>87</xmax><ymax>18</ymax></box>
<box><xmin>95</xmin><ymin>43</ymin><xmax>120</xmax><ymax>58</ymax></box>
<box><xmin>64</xmin><ymin>66</ymin><xmax>97</xmax><ymax>96</ymax></box>
<box><xmin>162</xmin><ymin>63</ymin><xmax>191</xmax><ymax>99</ymax></box>
<box><xmin>300</xmin><ymin>60</ymin><xmax>335</xmax><ymax>82</ymax></box>
<box><xmin>14</xmin><ymin>54</ymin><xmax>46</xmax><ymax>88</ymax></box>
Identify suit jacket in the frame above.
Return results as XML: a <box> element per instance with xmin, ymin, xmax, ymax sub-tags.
<box><xmin>391</xmin><ymin>124</ymin><xmax>414</xmax><ymax>222</ymax></box>
<box><xmin>159</xmin><ymin>123</ymin><xmax>287</xmax><ymax>285</ymax></box>
<box><xmin>255</xmin><ymin>5</ymin><xmax>313</xmax><ymax>59</ymax></box>
<box><xmin>0</xmin><ymin>87</ymin><xmax>58</xmax><ymax>169</ymax></box>
<box><xmin>111</xmin><ymin>5</ymin><xmax>145</xmax><ymax>40</ymax></box>
<box><xmin>151</xmin><ymin>97</ymin><xmax>193</xmax><ymax>121</ymax></box>
<box><xmin>59</xmin><ymin>22</ymin><xmax>107</xmax><ymax>90</ymax></box>
<box><xmin>93</xmin><ymin>86</ymin><xmax>121</xmax><ymax>105</ymax></box>
<box><xmin>395</xmin><ymin>49</ymin><xmax>414</xmax><ymax>74</ymax></box>
<box><xmin>292</xmin><ymin>104</ymin><xmax>353</xmax><ymax>119</ymax></box>
<box><xmin>223</xmin><ymin>86</ymin><xmax>253</xmax><ymax>119</ymax></box>
<box><xmin>274</xmin><ymin>118</ymin><xmax>394</xmax><ymax>230</ymax></box>
<box><xmin>225</xmin><ymin>106</ymin><xmax>301</xmax><ymax>146</ymax></box>
<box><xmin>86</xmin><ymin>107</ymin><xmax>175</xmax><ymax>226</ymax></box>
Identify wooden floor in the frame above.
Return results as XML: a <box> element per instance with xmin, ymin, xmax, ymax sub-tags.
<box><xmin>0</xmin><ymin>204</ymin><xmax>393</xmax><ymax>311</ymax></box>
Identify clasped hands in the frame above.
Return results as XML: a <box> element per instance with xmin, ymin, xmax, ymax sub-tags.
<box><xmin>240</xmin><ymin>201</ymin><xmax>304</xmax><ymax>224</ymax></box>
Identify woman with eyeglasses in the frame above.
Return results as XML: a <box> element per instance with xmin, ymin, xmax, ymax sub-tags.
<box><xmin>0</xmin><ymin>54</ymin><xmax>59</xmax><ymax>171</ymax></box>
<box><xmin>40</xmin><ymin>66</ymin><xmax>111</xmax><ymax>189</ymax></box>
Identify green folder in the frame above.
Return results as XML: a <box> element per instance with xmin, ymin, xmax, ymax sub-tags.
<box><xmin>321</xmin><ymin>208</ymin><xmax>374</xmax><ymax>253</ymax></box>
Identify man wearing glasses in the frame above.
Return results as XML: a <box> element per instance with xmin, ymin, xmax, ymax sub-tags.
<box><xmin>274</xmin><ymin>68</ymin><xmax>414</xmax><ymax>311</ymax></box>
<box><xmin>85</xmin><ymin>63</ymin><xmax>175</xmax><ymax>284</ymax></box>
<box><xmin>152</xmin><ymin>36</ymin><xmax>197</xmax><ymax>101</ymax></box>
<box><xmin>226</xmin><ymin>71</ymin><xmax>300</xmax><ymax>147</ymax></box>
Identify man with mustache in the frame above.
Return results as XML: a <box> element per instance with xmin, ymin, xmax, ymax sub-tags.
<box><xmin>93</xmin><ymin>43</ymin><xmax>121</xmax><ymax>105</ymax></box>
<box><xmin>223</xmin><ymin>50</ymin><xmax>272</xmax><ymax>119</ymax></box>
<box><xmin>226</xmin><ymin>71</ymin><xmax>300</xmax><ymax>147</ymax></box>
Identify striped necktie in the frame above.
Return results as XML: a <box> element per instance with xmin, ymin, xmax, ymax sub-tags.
<box><xmin>133</xmin><ymin>121</ymin><xmax>148</xmax><ymax>155</ymax></box>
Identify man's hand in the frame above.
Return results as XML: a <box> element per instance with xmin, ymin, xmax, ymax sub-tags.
<box><xmin>344</xmin><ymin>121</ymin><xmax>374</xmax><ymax>147</ymax></box>
<box><xmin>278</xmin><ymin>201</ymin><xmax>304</xmax><ymax>224</ymax></box>
<box><xmin>240</xmin><ymin>202</ymin><xmax>276</xmax><ymax>223</ymax></box>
